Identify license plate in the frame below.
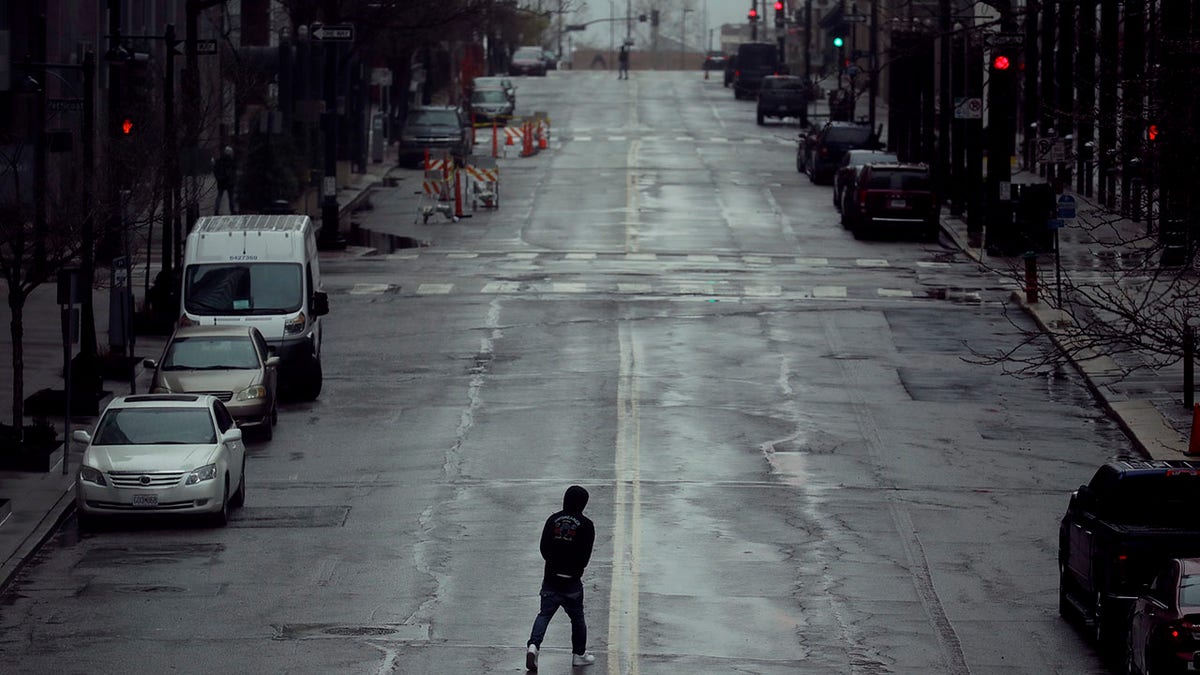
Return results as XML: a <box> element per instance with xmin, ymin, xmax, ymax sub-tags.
<box><xmin>132</xmin><ymin>493</ymin><xmax>158</xmax><ymax>506</ymax></box>
<box><xmin>889</xmin><ymin>199</ymin><xmax>907</xmax><ymax>208</ymax></box>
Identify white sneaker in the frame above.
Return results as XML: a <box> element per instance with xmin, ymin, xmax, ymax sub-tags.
<box><xmin>526</xmin><ymin>644</ymin><xmax>538</xmax><ymax>671</ymax></box>
<box><xmin>572</xmin><ymin>652</ymin><xmax>596</xmax><ymax>666</ymax></box>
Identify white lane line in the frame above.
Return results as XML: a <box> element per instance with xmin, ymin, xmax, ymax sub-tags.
<box><xmin>678</xmin><ymin>283</ymin><xmax>715</xmax><ymax>295</ymax></box>
<box><xmin>416</xmin><ymin>283</ymin><xmax>453</xmax><ymax>294</ymax></box>
<box><xmin>349</xmin><ymin>283</ymin><xmax>391</xmax><ymax>295</ymax></box>
<box><xmin>795</xmin><ymin>257</ymin><xmax>829</xmax><ymax>266</ymax></box>
<box><xmin>575</xmin><ymin>136</ymin><xmax>593</xmax><ymax>142</ymax></box>
<box><xmin>624</xmin><ymin>253</ymin><xmax>657</xmax><ymax>261</ymax></box>
<box><xmin>856</xmin><ymin>258</ymin><xmax>890</xmax><ymax>267</ymax></box>
<box><xmin>618</xmin><ymin>283</ymin><xmax>652</xmax><ymax>294</ymax></box>
<box><xmin>743</xmin><ymin>255</ymin><xmax>772</xmax><ymax>264</ymax></box>
<box><xmin>813</xmin><ymin>286</ymin><xmax>847</xmax><ymax>298</ymax></box>
<box><xmin>687</xmin><ymin>254</ymin><xmax>720</xmax><ymax>263</ymax></box>
<box><xmin>877</xmin><ymin>288</ymin><xmax>914</xmax><ymax>297</ymax></box>
<box><xmin>481</xmin><ymin>281</ymin><xmax>521</xmax><ymax>293</ymax></box>
<box><xmin>447</xmin><ymin>253</ymin><xmax>478</xmax><ymax>259</ymax></box>
<box><xmin>745</xmin><ymin>285</ymin><xmax>782</xmax><ymax>296</ymax></box>
<box><xmin>507</xmin><ymin>252</ymin><xmax>539</xmax><ymax>259</ymax></box>
<box><xmin>626</xmin><ymin>140</ymin><xmax>642</xmax><ymax>253</ymax></box>
<box><xmin>565</xmin><ymin>252</ymin><xmax>598</xmax><ymax>260</ymax></box>
<box><xmin>552</xmin><ymin>282</ymin><xmax>588</xmax><ymax>293</ymax></box>
<box><xmin>917</xmin><ymin>261</ymin><xmax>952</xmax><ymax>268</ymax></box>
<box><xmin>609</xmin><ymin>324</ymin><xmax>642</xmax><ymax>675</ymax></box>
<box><xmin>386</xmin><ymin>253</ymin><xmax>419</xmax><ymax>260</ymax></box>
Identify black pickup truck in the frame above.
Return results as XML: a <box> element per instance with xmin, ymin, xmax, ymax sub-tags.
<box><xmin>1059</xmin><ymin>458</ymin><xmax>1200</xmax><ymax>650</ymax></box>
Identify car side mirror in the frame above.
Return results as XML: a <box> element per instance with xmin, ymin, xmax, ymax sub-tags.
<box><xmin>223</xmin><ymin>428</ymin><xmax>243</xmax><ymax>444</ymax></box>
<box><xmin>142</xmin><ymin>358</ymin><xmax>158</xmax><ymax>369</ymax></box>
<box><xmin>311</xmin><ymin>291</ymin><xmax>329</xmax><ymax>317</ymax></box>
<box><xmin>265</xmin><ymin>356</ymin><xmax>281</xmax><ymax>369</ymax></box>
<box><xmin>72</xmin><ymin>429</ymin><xmax>92</xmax><ymax>444</ymax></box>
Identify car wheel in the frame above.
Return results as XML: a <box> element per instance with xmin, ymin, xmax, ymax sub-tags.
<box><xmin>833</xmin><ymin>186</ymin><xmax>841</xmax><ymax>208</ymax></box>
<box><xmin>76</xmin><ymin>511</ymin><xmax>97</xmax><ymax>532</ymax></box>
<box><xmin>231</xmin><ymin>458</ymin><xmax>246</xmax><ymax>508</ymax></box>
<box><xmin>1058</xmin><ymin>568</ymin><xmax>1073</xmax><ymax>620</ymax></box>
<box><xmin>756</xmin><ymin>111</ymin><xmax>764</xmax><ymax>125</ymax></box>
<box><xmin>297</xmin><ymin>359</ymin><xmax>323</xmax><ymax>401</ymax></box>
<box><xmin>210</xmin><ymin>477</ymin><xmax>229</xmax><ymax>527</ymax></box>
<box><xmin>260</xmin><ymin>414</ymin><xmax>274</xmax><ymax>441</ymax></box>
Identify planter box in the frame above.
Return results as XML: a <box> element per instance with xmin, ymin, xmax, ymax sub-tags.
<box><xmin>0</xmin><ymin>443</ymin><xmax>64</xmax><ymax>473</ymax></box>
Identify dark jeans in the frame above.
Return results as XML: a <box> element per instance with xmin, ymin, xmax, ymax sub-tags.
<box><xmin>214</xmin><ymin>187</ymin><xmax>236</xmax><ymax>215</ymax></box>
<box><xmin>528</xmin><ymin>579</ymin><xmax>586</xmax><ymax>655</ymax></box>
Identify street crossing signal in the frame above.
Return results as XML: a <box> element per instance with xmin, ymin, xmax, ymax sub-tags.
<box><xmin>775</xmin><ymin>1</ymin><xmax>785</xmax><ymax>27</ymax></box>
<box><xmin>1147</xmin><ymin>123</ymin><xmax>1159</xmax><ymax>141</ymax></box>
<box><xmin>992</xmin><ymin>54</ymin><xmax>1012</xmax><ymax>71</ymax></box>
<box><xmin>121</xmin><ymin>118</ymin><xmax>133</xmax><ymax>135</ymax></box>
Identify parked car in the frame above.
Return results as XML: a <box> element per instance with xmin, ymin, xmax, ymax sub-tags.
<box><xmin>542</xmin><ymin>50</ymin><xmax>559</xmax><ymax>70</ymax></box>
<box><xmin>468</xmin><ymin>86</ymin><xmax>515</xmax><ymax>126</ymax></box>
<box><xmin>1059</xmin><ymin>458</ymin><xmax>1200</xmax><ymax>653</ymax></box>
<box><xmin>796</xmin><ymin>120</ymin><xmax>876</xmax><ymax>183</ymax></box>
<box><xmin>833</xmin><ymin>149</ymin><xmax>898</xmax><ymax>212</ymax></box>
<box><xmin>145</xmin><ymin>324</ymin><xmax>279</xmax><ymax>440</ymax></box>
<box><xmin>1126</xmin><ymin>557</ymin><xmax>1200</xmax><ymax>675</ymax></box>
<box><xmin>73</xmin><ymin>394</ymin><xmax>247</xmax><ymax>528</ymax></box>
<box><xmin>844</xmin><ymin>163</ymin><xmax>940</xmax><ymax>241</ymax></box>
<box><xmin>397</xmin><ymin>105</ymin><xmax>474</xmax><ymax>167</ymax></box>
<box><xmin>472</xmin><ymin>76</ymin><xmax>516</xmax><ymax>104</ymax></box>
<box><xmin>510</xmin><ymin>46</ymin><xmax>547</xmax><ymax>76</ymax></box>
<box><xmin>723</xmin><ymin>54</ymin><xmax>737</xmax><ymax>87</ymax></box>
<box><xmin>755</xmin><ymin>75</ymin><xmax>808</xmax><ymax>126</ymax></box>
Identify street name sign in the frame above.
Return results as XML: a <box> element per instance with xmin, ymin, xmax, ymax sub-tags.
<box><xmin>195</xmin><ymin>39</ymin><xmax>218</xmax><ymax>55</ymax></box>
<box><xmin>312</xmin><ymin>24</ymin><xmax>354</xmax><ymax>41</ymax></box>
<box><xmin>988</xmin><ymin>32</ymin><xmax>1023</xmax><ymax>48</ymax></box>
<box><xmin>48</xmin><ymin>98</ymin><xmax>84</xmax><ymax>113</ymax></box>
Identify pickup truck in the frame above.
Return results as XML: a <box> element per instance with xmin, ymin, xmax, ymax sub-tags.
<box><xmin>1058</xmin><ymin>458</ymin><xmax>1200</xmax><ymax>651</ymax></box>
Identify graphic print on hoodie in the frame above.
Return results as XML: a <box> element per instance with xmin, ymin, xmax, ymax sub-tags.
<box><xmin>540</xmin><ymin>485</ymin><xmax>596</xmax><ymax>589</ymax></box>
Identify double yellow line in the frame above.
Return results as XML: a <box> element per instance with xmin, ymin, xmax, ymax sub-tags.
<box><xmin>607</xmin><ymin>324</ymin><xmax>642</xmax><ymax>674</ymax></box>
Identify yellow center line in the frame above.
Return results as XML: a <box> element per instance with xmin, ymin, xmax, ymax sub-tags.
<box><xmin>608</xmin><ymin>324</ymin><xmax>641</xmax><ymax>674</ymax></box>
<box><xmin>626</xmin><ymin>140</ymin><xmax>641</xmax><ymax>253</ymax></box>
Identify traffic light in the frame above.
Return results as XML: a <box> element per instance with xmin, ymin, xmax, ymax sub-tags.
<box><xmin>775</xmin><ymin>1</ymin><xmax>785</xmax><ymax>28</ymax></box>
<box><xmin>121</xmin><ymin>117</ymin><xmax>134</xmax><ymax>135</ymax></box>
<box><xmin>991</xmin><ymin>54</ymin><xmax>1012</xmax><ymax>71</ymax></box>
<box><xmin>1147</xmin><ymin>122</ymin><xmax>1160</xmax><ymax>141</ymax></box>
<box><xmin>832</xmin><ymin>36</ymin><xmax>844</xmax><ymax>48</ymax></box>
<box><xmin>748</xmin><ymin>7</ymin><xmax>758</xmax><ymax>22</ymax></box>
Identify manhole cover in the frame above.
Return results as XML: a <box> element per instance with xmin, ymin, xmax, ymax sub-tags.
<box><xmin>274</xmin><ymin>623</ymin><xmax>430</xmax><ymax>641</ymax></box>
<box><xmin>231</xmin><ymin>506</ymin><xmax>350</xmax><ymax>528</ymax></box>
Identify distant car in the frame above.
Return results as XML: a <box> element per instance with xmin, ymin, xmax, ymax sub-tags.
<box><xmin>468</xmin><ymin>86</ymin><xmax>515</xmax><ymax>126</ymax></box>
<box><xmin>833</xmin><ymin>149</ymin><xmax>898</xmax><ymax>212</ymax></box>
<box><xmin>702</xmin><ymin>52</ymin><xmax>727</xmax><ymax>71</ymax></box>
<box><xmin>732</xmin><ymin>42</ymin><xmax>782</xmax><ymax>100</ymax></box>
<box><xmin>397</xmin><ymin>105</ymin><xmax>474</xmax><ymax>167</ymax></box>
<box><xmin>542</xmin><ymin>50</ymin><xmax>559</xmax><ymax>70</ymax></box>
<box><xmin>1126</xmin><ymin>558</ymin><xmax>1200</xmax><ymax>675</ymax></box>
<box><xmin>844</xmin><ymin>163</ymin><xmax>940</xmax><ymax>241</ymax></box>
<box><xmin>510</xmin><ymin>46</ymin><xmax>547</xmax><ymax>76</ymax></box>
<box><xmin>755</xmin><ymin>75</ymin><xmax>808</xmax><ymax>126</ymax></box>
<box><xmin>796</xmin><ymin>121</ymin><xmax>876</xmax><ymax>184</ymax></box>
<box><xmin>472</xmin><ymin>76</ymin><xmax>516</xmax><ymax>104</ymax></box>
<box><xmin>723</xmin><ymin>54</ymin><xmax>737</xmax><ymax>87</ymax></box>
<box><xmin>73</xmin><ymin>394</ymin><xmax>247</xmax><ymax>528</ymax></box>
<box><xmin>145</xmin><ymin>324</ymin><xmax>279</xmax><ymax>440</ymax></box>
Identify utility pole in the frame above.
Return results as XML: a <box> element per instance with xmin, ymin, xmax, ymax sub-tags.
<box><xmin>1158</xmin><ymin>0</ymin><xmax>1195</xmax><ymax>265</ymax></box>
<box><xmin>803</xmin><ymin>0</ymin><xmax>812</xmax><ymax>80</ymax></box>
<box><xmin>867</xmin><ymin>0</ymin><xmax>877</xmax><ymax>131</ymax></box>
<box><xmin>936</xmin><ymin>0</ymin><xmax>950</xmax><ymax>201</ymax></box>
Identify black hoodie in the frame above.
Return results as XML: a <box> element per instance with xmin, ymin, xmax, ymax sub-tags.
<box><xmin>540</xmin><ymin>485</ymin><xmax>595</xmax><ymax>588</ymax></box>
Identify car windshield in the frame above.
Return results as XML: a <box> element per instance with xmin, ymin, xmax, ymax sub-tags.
<box><xmin>1099</xmin><ymin>474</ymin><xmax>1200</xmax><ymax>524</ymax></box>
<box><xmin>515</xmin><ymin>48</ymin><xmax>542</xmax><ymax>59</ymax></box>
<box><xmin>850</xmin><ymin>152</ymin><xmax>897</xmax><ymax>166</ymax></box>
<box><xmin>826</xmin><ymin>127</ymin><xmax>872</xmax><ymax>143</ymax></box>
<box><xmin>866</xmin><ymin>170</ymin><xmax>931</xmax><ymax>190</ymax></box>
<box><xmin>1181</xmin><ymin>575</ymin><xmax>1200</xmax><ymax>606</ymax></box>
<box><xmin>163</xmin><ymin>336</ymin><xmax>259</xmax><ymax>370</ymax></box>
<box><xmin>763</xmin><ymin>79</ymin><xmax>804</xmax><ymax>90</ymax></box>
<box><xmin>94</xmin><ymin>408</ymin><xmax>217</xmax><ymax>445</ymax></box>
<box><xmin>476</xmin><ymin>78</ymin><xmax>507</xmax><ymax>89</ymax></box>
<box><xmin>472</xmin><ymin>89</ymin><xmax>508</xmax><ymax>103</ymax></box>
<box><xmin>407</xmin><ymin>110</ymin><xmax>460</xmax><ymax>126</ymax></box>
<box><xmin>184</xmin><ymin>263</ymin><xmax>303</xmax><ymax>315</ymax></box>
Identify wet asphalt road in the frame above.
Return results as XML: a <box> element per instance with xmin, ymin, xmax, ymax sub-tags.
<box><xmin>0</xmin><ymin>71</ymin><xmax>1130</xmax><ymax>674</ymax></box>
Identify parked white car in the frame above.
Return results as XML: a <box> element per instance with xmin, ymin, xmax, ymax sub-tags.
<box><xmin>73</xmin><ymin>394</ymin><xmax>246</xmax><ymax>528</ymax></box>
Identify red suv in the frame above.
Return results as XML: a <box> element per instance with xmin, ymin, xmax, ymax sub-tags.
<box><xmin>844</xmin><ymin>163</ymin><xmax>939</xmax><ymax>241</ymax></box>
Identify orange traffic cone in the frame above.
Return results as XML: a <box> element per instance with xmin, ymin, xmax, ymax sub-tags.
<box><xmin>1189</xmin><ymin>404</ymin><xmax>1200</xmax><ymax>455</ymax></box>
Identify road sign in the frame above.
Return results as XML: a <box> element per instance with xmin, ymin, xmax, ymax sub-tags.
<box><xmin>1048</xmin><ymin>218</ymin><xmax>1065</xmax><ymax>230</ymax></box>
<box><xmin>47</xmin><ymin>98</ymin><xmax>84</xmax><ymax>113</ymax></box>
<box><xmin>312</xmin><ymin>24</ymin><xmax>354</xmax><ymax>41</ymax></box>
<box><xmin>988</xmin><ymin>32</ymin><xmax>1023</xmax><ymax>48</ymax></box>
<box><xmin>195</xmin><ymin>39</ymin><xmax>218</xmax><ymax>55</ymax></box>
<box><xmin>844</xmin><ymin>14</ymin><xmax>867</xmax><ymax>22</ymax></box>
<box><xmin>1057</xmin><ymin>194</ymin><xmax>1077</xmax><ymax>220</ymax></box>
<box><xmin>953</xmin><ymin>97</ymin><xmax>982</xmax><ymax>119</ymax></box>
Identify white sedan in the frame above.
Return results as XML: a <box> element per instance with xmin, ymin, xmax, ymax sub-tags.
<box><xmin>73</xmin><ymin>394</ymin><xmax>246</xmax><ymax>527</ymax></box>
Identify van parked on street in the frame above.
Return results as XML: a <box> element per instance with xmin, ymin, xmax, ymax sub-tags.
<box><xmin>180</xmin><ymin>215</ymin><xmax>329</xmax><ymax>401</ymax></box>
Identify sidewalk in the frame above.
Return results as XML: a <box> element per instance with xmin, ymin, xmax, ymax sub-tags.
<box><xmin>0</xmin><ymin>145</ymin><xmax>397</xmax><ymax>592</ymax></box>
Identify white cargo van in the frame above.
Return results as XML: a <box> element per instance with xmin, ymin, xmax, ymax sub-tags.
<box><xmin>180</xmin><ymin>215</ymin><xmax>329</xmax><ymax>400</ymax></box>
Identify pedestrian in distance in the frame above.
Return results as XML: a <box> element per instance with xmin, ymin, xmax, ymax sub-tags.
<box><xmin>618</xmin><ymin>45</ymin><xmax>630</xmax><ymax>80</ymax></box>
<box><xmin>526</xmin><ymin>485</ymin><xmax>596</xmax><ymax>671</ymax></box>
<box><xmin>212</xmin><ymin>145</ymin><xmax>238</xmax><ymax>215</ymax></box>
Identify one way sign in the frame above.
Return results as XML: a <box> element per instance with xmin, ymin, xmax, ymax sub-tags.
<box><xmin>311</xmin><ymin>24</ymin><xmax>354</xmax><ymax>41</ymax></box>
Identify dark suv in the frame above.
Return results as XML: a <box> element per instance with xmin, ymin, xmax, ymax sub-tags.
<box><xmin>796</xmin><ymin>121</ymin><xmax>876</xmax><ymax>184</ymax></box>
<box><xmin>732</xmin><ymin>43</ymin><xmax>782</xmax><ymax>100</ymax></box>
<box><xmin>397</xmin><ymin>106</ymin><xmax>474</xmax><ymax>168</ymax></box>
<box><xmin>756</xmin><ymin>75</ymin><xmax>808</xmax><ymax>126</ymax></box>
<box><xmin>843</xmin><ymin>163</ymin><xmax>939</xmax><ymax>241</ymax></box>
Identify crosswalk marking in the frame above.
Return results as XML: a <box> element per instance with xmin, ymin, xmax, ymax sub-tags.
<box><xmin>795</xmin><ymin>257</ymin><xmax>829</xmax><ymax>266</ymax></box>
<box><xmin>507</xmin><ymin>252</ymin><xmax>539</xmax><ymax>259</ymax></box>
<box><xmin>877</xmin><ymin>288</ymin><xmax>914</xmax><ymax>297</ymax></box>
<box><xmin>678</xmin><ymin>283</ymin><xmax>716</xmax><ymax>294</ymax></box>
<box><xmin>743</xmin><ymin>255</ymin><xmax>772</xmax><ymax>264</ymax></box>
<box><xmin>350</xmin><ymin>283</ymin><xmax>393</xmax><ymax>295</ymax></box>
<box><xmin>417</xmin><ymin>283</ymin><xmax>454</xmax><ymax>294</ymax></box>
<box><xmin>565</xmin><ymin>252</ymin><xmax>597</xmax><ymax>260</ymax></box>
<box><xmin>856</xmin><ymin>259</ymin><xmax>890</xmax><ymax>267</ymax></box>
<box><xmin>625</xmin><ymin>253</ymin><xmax>657</xmax><ymax>261</ymax></box>
<box><xmin>447</xmin><ymin>253</ymin><xmax>478</xmax><ymax>259</ymax></box>
<box><xmin>687</xmin><ymin>254</ymin><xmax>720</xmax><ymax>263</ymax></box>
<box><xmin>482</xmin><ymin>281</ymin><xmax>521</xmax><ymax>293</ymax></box>
<box><xmin>618</xmin><ymin>283</ymin><xmax>653</xmax><ymax>293</ymax></box>
<box><xmin>745</xmin><ymin>285</ymin><xmax>782</xmax><ymax>296</ymax></box>
<box><xmin>553</xmin><ymin>282</ymin><xmax>588</xmax><ymax>293</ymax></box>
<box><xmin>917</xmin><ymin>261</ymin><xmax>951</xmax><ymax>268</ymax></box>
<box><xmin>813</xmin><ymin>286</ymin><xmax>847</xmax><ymax>298</ymax></box>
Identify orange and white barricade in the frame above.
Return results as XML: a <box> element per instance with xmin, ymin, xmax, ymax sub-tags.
<box><xmin>466</xmin><ymin>157</ymin><xmax>500</xmax><ymax>210</ymax></box>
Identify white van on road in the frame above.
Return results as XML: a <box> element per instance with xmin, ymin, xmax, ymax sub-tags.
<box><xmin>180</xmin><ymin>215</ymin><xmax>329</xmax><ymax>401</ymax></box>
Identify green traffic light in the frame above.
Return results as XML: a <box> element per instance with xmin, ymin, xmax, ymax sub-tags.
<box><xmin>833</xmin><ymin>37</ymin><xmax>844</xmax><ymax>48</ymax></box>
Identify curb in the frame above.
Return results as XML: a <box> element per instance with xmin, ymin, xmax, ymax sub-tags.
<box><xmin>0</xmin><ymin>485</ymin><xmax>75</xmax><ymax>596</ymax></box>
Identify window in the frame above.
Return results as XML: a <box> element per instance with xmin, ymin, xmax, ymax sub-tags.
<box><xmin>163</xmin><ymin>336</ymin><xmax>260</xmax><ymax>370</ymax></box>
<box><xmin>213</xmin><ymin>401</ymin><xmax>236</xmax><ymax>433</ymax></box>
<box><xmin>824</xmin><ymin>126</ymin><xmax>872</xmax><ymax>144</ymax></box>
<box><xmin>94</xmin><ymin>408</ymin><xmax>218</xmax><ymax>445</ymax></box>
<box><xmin>185</xmin><ymin>263</ymin><xmax>303</xmax><ymax>314</ymax></box>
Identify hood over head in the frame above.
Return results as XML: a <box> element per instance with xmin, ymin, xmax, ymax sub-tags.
<box><xmin>563</xmin><ymin>485</ymin><xmax>589</xmax><ymax>512</ymax></box>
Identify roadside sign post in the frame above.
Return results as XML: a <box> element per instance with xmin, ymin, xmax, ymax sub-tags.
<box><xmin>1054</xmin><ymin>194</ymin><xmax>1078</xmax><ymax>306</ymax></box>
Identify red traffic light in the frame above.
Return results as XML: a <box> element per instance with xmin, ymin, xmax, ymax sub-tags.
<box><xmin>992</xmin><ymin>54</ymin><xmax>1011</xmax><ymax>71</ymax></box>
<box><xmin>748</xmin><ymin>8</ymin><xmax>758</xmax><ymax>19</ymax></box>
<box><xmin>1147</xmin><ymin>123</ymin><xmax>1159</xmax><ymax>141</ymax></box>
<box><xmin>121</xmin><ymin>118</ymin><xmax>134</xmax><ymax>135</ymax></box>
<box><xmin>774</xmin><ymin>1</ymin><xmax>784</xmax><ymax>9</ymax></box>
